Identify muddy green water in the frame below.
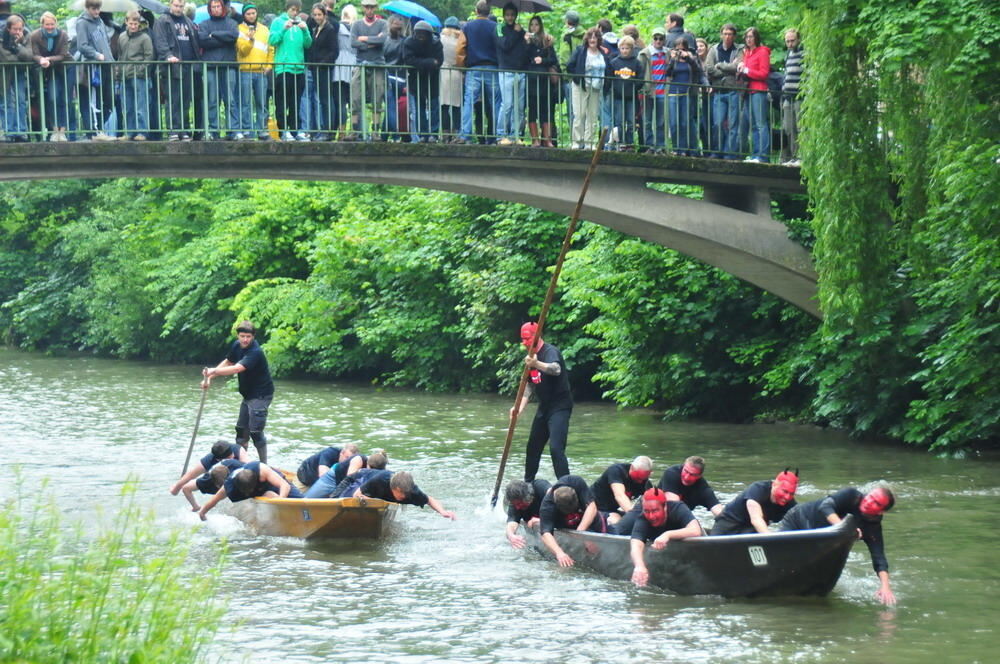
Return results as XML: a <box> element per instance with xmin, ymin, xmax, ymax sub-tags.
<box><xmin>1</xmin><ymin>349</ymin><xmax>997</xmax><ymax>663</ymax></box>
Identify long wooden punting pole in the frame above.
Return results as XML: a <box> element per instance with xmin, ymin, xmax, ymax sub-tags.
<box><xmin>180</xmin><ymin>381</ymin><xmax>209</xmax><ymax>476</ymax></box>
<box><xmin>490</xmin><ymin>132</ymin><xmax>608</xmax><ymax>508</ymax></box>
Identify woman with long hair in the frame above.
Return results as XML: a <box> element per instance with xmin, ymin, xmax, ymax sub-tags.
<box><xmin>524</xmin><ymin>15</ymin><xmax>558</xmax><ymax>147</ymax></box>
<box><xmin>566</xmin><ymin>26</ymin><xmax>607</xmax><ymax>149</ymax></box>
<box><xmin>737</xmin><ymin>26</ymin><xmax>771</xmax><ymax>162</ymax></box>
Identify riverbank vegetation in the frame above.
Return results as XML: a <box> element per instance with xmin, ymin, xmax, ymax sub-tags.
<box><xmin>0</xmin><ymin>480</ymin><xmax>227</xmax><ymax>662</ymax></box>
<box><xmin>0</xmin><ymin>1</ymin><xmax>996</xmax><ymax>452</ymax></box>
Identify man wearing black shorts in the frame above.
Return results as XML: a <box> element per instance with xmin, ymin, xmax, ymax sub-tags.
<box><xmin>202</xmin><ymin>320</ymin><xmax>274</xmax><ymax>463</ymax></box>
<box><xmin>510</xmin><ymin>322</ymin><xmax>573</xmax><ymax>482</ymax></box>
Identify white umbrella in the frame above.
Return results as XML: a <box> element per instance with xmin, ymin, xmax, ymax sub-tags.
<box><xmin>70</xmin><ymin>0</ymin><xmax>140</xmax><ymax>12</ymax></box>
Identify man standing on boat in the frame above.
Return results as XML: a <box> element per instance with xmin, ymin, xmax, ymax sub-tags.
<box><xmin>511</xmin><ymin>322</ymin><xmax>573</xmax><ymax>482</ymax></box>
<box><xmin>538</xmin><ymin>474</ymin><xmax>607</xmax><ymax>567</ymax></box>
<box><xmin>202</xmin><ymin>321</ymin><xmax>274</xmax><ymax>464</ymax></box>
<box><xmin>657</xmin><ymin>455</ymin><xmax>724</xmax><ymax>517</ymax></box>
<box><xmin>710</xmin><ymin>469</ymin><xmax>799</xmax><ymax>535</ymax></box>
<box><xmin>779</xmin><ymin>485</ymin><xmax>898</xmax><ymax>605</ymax></box>
<box><xmin>628</xmin><ymin>488</ymin><xmax>704</xmax><ymax>587</ymax></box>
<box><xmin>504</xmin><ymin>478</ymin><xmax>551</xmax><ymax>549</ymax></box>
<box><xmin>591</xmin><ymin>456</ymin><xmax>654</xmax><ymax>524</ymax></box>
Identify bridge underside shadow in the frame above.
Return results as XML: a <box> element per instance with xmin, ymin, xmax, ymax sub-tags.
<box><xmin>0</xmin><ymin>142</ymin><xmax>819</xmax><ymax>317</ymax></box>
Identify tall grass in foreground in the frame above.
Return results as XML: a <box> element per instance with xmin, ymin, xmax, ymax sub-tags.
<box><xmin>0</xmin><ymin>479</ymin><xmax>228</xmax><ymax>663</ymax></box>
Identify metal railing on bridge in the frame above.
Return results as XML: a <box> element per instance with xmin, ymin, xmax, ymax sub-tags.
<box><xmin>0</xmin><ymin>60</ymin><xmax>797</xmax><ymax>163</ymax></box>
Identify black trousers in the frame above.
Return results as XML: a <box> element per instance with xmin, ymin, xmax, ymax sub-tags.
<box><xmin>524</xmin><ymin>406</ymin><xmax>571</xmax><ymax>482</ymax></box>
<box><xmin>275</xmin><ymin>72</ymin><xmax>304</xmax><ymax>131</ymax></box>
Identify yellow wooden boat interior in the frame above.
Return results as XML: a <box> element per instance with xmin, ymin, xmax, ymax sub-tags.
<box><xmin>228</xmin><ymin>496</ymin><xmax>399</xmax><ymax>539</ymax></box>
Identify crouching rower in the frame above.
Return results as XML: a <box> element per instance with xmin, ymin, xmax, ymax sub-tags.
<box><xmin>779</xmin><ymin>485</ymin><xmax>898</xmax><ymax>605</ymax></box>
<box><xmin>305</xmin><ymin>451</ymin><xmax>388</xmax><ymax>498</ymax></box>
<box><xmin>504</xmin><ymin>479</ymin><xmax>551</xmax><ymax>549</ymax></box>
<box><xmin>334</xmin><ymin>468</ymin><xmax>456</xmax><ymax>520</ymax></box>
<box><xmin>538</xmin><ymin>474</ymin><xmax>609</xmax><ymax>567</ymax></box>
<box><xmin>197</xmin><ymin>460</ymin><xmax>302</xmax><ymax>521</ymax></box>
<box><xmin>180</xmin><ymin>458</ymin><xmax>245</xmax><ymax>511</ymax></box>
<box><xmin>627</xmin><ymin>488</ymin><xmax>704</xmax><ymax>587</ymax></box>
<box><xmin>169</xmin><ymin>439</ymin><xmax>249</xmax><ymax>496</ymax></box>
<box><xmin>296</xmin><ymin>444</ymin><xmax>358</xmax><ymax>487</ymax></box>
<box><xmin>658</xmin><ymin>455</ymin><xmax>723</xmax><ymax>517</ymax></box>
<box><xmin>711</xmin><ymin>468</ymin><xmax>799</xmax><ymax>535</ymax></box>
<box><xmin>590</xmin><ymin>456</ymin><xmax>653</xmax><ymax>525</ymax></box>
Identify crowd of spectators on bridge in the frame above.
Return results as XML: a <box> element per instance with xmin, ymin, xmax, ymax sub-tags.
<box><xmin>0</xmin><ymin>0</ymin><xmax>804</xmax><ymax>164</ymax></box>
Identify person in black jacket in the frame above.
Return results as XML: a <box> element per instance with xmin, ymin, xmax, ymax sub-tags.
<box><xmin>496</xmin><ymin>3</ymin><xmax>528</xmax><ymax>145</ymax></box>
<box><xmin>306</xmin><ymin>2</ymin><xmax>338</xmax><ymax>139</ymax></box>
<box><xmin>524</xmin><ymin>15</ymin><xmax>558</xmax><ymax>147</ymax></box>
<box><xmin>402</xmin><ymin>20</ymin><xmax>442</xmax><ymax>143</ymax></box>
<box><xmin>152</xmin><ymin>0</ymin><xmax>203</xmax><ymax>140</ymax></box>
<box><xmin>566</xmin><ymin>27</ymin><xmax>609</xmax><ymax>149</ymax></box>
<box><xmin>199</xmin><ymin>0</ymin><xmax>239</xmax><ymax>139</ymax></box>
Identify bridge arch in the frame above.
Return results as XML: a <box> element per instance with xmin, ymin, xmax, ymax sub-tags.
<box><xmin>0</xmin><ymin>142</ymin><xmax>818</xmax><ymax>317</ymax></box>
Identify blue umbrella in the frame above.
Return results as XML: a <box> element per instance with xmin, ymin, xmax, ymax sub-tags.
<box><xmin>382</xmin><ymin>0</ymin><xmax>441</xmax><ymax>29</ymax></box>
<box><xmin>194</xmin><ymin>2</ymin><xmax>244</xmax><ymax>24</ymax></box>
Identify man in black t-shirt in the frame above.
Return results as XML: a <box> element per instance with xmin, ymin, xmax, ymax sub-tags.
<box><xmin>779</xmin><ymin>485</ymin><xmax>898</xmax><ymax>606</ymax></box>
<box><xmin>591</xmin><ymin>456</ymin><xmax>653</xmax><ymax>523</ymax></box>
<box><xmin>538</xmin><ymin>474</ymin><xmax>607</xmax><ymax>567</ymax></box>
<box><xmin>347</xmin><ymin>469</ymin><xmax>457</xmax><ymax>520</ymax></box>
<box><xmin>197</xmin><ymin>460</ymin><xmax>302</xmax><ymax>520</ymax></box>
<box><xmin>503</xmin><ymin>478</ymin><xmax>551</xmax><ymax>549</ymax></box>
<box><xmin>710</xmin><ymin>469</ymin><xmax>799</xmax><ymax>535</ymax></box>
<box><xmin>657</xmin><ymin>455</ymin><xmax>723</xmax><ymax>517</ymax></box>
<box><xmin>169</xmin><ymin>438</ymin><xmax>249</xmax><ymax>500</ymax></box>
<box><xmin>510</xmin><ymin>322</ymin><xmax>573</xmax><ymax>482</ymax></box>
<box><xmin>626</xmin><ymin>488</ymin><xmax>704</xmax><ymax>587</ymax></box>
<box><xmin>202</xmin><ymin>320</ymin><xmax>275</xmax><ymax>463</ymax></box>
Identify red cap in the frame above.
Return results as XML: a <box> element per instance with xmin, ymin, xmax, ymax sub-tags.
<box><xmin>642</xmin><ymin>487</ymin><xmax>667</xmax><ymax>504</ymax></box>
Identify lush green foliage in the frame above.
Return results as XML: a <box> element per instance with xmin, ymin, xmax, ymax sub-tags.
<box><xmin>0</xmin><ymin>479</ymin><xmax>227</xmax><ymax>663</ymax></box>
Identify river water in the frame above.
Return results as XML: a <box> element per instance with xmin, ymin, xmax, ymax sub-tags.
<box><xmin>1</xmin><ymin>348</ymin><xmax>997</xmax><ymax>663</ymax></box>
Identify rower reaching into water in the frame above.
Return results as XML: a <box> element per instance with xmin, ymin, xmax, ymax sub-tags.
<box><xmin>197</xmin><ymin>460</ymin><xmax>302</xmax><ymax>520</ymax></box>
<box><xmin>504</xmin><ymin>478</ymin><xmax>551</xmax><ymax>549</ymax></box>
<box><xmin>626</xmin><ymin>488</ymin><xmax>704</xmax><ymax>587</ymax></box>
<box><xmin>330</xmin><ymin>468</ymin><xmax>457</xmax><ymax>520</ymax></box>
<box><xmin>710</xmin><ymin>468</ymin><xmax>799</xmax><ymax>535</ymax></box>
<box><xmin>169</xmin><ymin>439</ymin><xmax>249</xmax><ymax>496</ymax></box>
<box><xmin>779</xmin><ymin>484</ymin><xmax>898</xmax><ymax>605</ymax></box>
<box><xmin>179</xmin><ymin>458</ymin><xmax>245</xmax><ymax>511</ymax></box>
<box><xmin>538</xmin><ymin>474</ymin><xmax>608</xmax><ymax>567</ymax></box>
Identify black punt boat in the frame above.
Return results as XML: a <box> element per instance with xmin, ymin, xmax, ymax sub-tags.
<box><xmin>522</xmin><ymin>516</ymin><xmax>858</xmax><ymax>597</ymax></box>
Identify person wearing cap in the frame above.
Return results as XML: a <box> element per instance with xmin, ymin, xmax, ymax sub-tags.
<box><xmin>590</xmin><ymin>456</ymin><xmax>653</xmax><ymax>522</ymax></box>
<box><xmin>201</xmin><ymin>320</ymin><xmax>275</xmax><ymax>464</ymax></box>
<box><xmin>627</xmin><ymin>488</ymin><xmax>704</xmax><ymax>587</ymax></box>
<box><xmin>236</xmin><ymin>3</ymin><xmax>273</xmax><ymax>140</ymax></box>
<box><xmin>455</xmin><ymin>0</ymin><xmax>499</xmax><ymax>144</ymax></box>
<box><xmin>438</xmin><ymin>16</ymin><xmax>463</xmax><ymax>139</ymax></box>
<box><xmin>350</xmin><ymin>0</ymin><xmax>387</xmax><ymax>140</ymax></box>
<box><xmin>779</xmin><ymin>485</ymin><xmax>898</xmax><ymax>605</ymax></box>
<box><xmin>510</xmin><ymin>321</ymin><xmax>573</xmax><ymax>482</ymax></box>
<box><xmin>710</xmin><ymin>469</ymin><xmax>799</xmax><ymax>535</ymax></box>
<box><xmin>402</xmin><ymin>19</ymin><xmax>443</xmax><ymax>143</ymax></box>
<box><xmin>657</xmin><ymin>455</ymin><xmax>723</xmax><ymax>517</ymax></box>
<box><xmin>639</xmin><ymin>26</ymin><xmax>669</xmax><ymax>152</ymax></box>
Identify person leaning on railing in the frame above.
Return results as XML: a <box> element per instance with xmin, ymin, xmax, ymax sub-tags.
<box><xmin>566</xmin><ymin>27</ymin><xmax>609</xmax><ymax>151</ymax></box>
<box><xmin>117</xmin><ymin>10</ymin><xmax>153</xmax><ymax>141</ymax></box>
<box><xmin>198</xmin><ymin>0</ymin><xmax>240</xmax><ymax>140</ymax></box>
<box><xmin>75</xmin><ymin>0</ymin><xmax>117</xmax><ymax>141</ymax></box>
<box><xmin>28</xmin><ymin>12</ymin><xmax>70</xmax><ymax>142</ymax></box>
<box><xmin>331</xmin><ymin>3</ymin><xmax>356</xmax><ymax>139</ymax></box>
<box><xmin>236</xmin><ymin>3</ymin><xmax>274</xmax><ymax>141</ymax></box>
<box><xmin>664</xmin><ymin>37</ymin><xmax>704</xmax><ymax>156</ymax></box>
<box><xmin>305</xmin><ymin>2</ymin><xmax>339</xmax><ymax>140</ymax></box>
<box><xmin>152</xmin><ymin>0</ymin><xmax>202</xmax><ymax>141</ymax></box>
<box><xmin>524</xmin><ymin>15</ymin><xmax>557</xmax><ymax>148</ymax></box>
<box><xmin>401</xmin><ymin>20</ymin><xmax>441</xmax><ymax>143</ymax></box>
<box><xmin>1</xmin><ymin>13</ymin><xmax>32</xmax><ymax>142</ymax></box>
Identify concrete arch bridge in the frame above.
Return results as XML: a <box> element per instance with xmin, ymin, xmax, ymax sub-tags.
<box><xmin>0</xmin><ymin>142</ymin><xmax>817</xmax><ymax>317</ymax></box>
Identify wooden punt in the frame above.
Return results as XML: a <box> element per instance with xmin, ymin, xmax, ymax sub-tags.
<box><xmin>227</xmin><ymin>496</ymin><xmax>399</xmax><ymax>539</ymax></box>
<box><xmin>522</xmin><ymin>516</ymin><xmax>859</xmax><ymax>597</ymax></box>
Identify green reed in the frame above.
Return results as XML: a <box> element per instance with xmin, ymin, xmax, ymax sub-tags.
<box><xmin>0</xmin><ymin>477</ymin><xmax>228</xmax><ymax>663</ymax></box>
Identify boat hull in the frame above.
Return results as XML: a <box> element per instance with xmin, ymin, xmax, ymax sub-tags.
<box><xmin>228</xmin><ymin>496</ymin><xmax>399</xmax><ymax>539</ymax></box>
<box><xmin>524</xmin><ymin>516</ymin><xmax>858</xmax><ymax>597</ymax></box>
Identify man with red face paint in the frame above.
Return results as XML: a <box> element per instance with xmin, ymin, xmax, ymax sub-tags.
<box><xmin>710</xmin><ymin>469</ymin><xmax>799</xmax><ymax>535</ymax></box>
<box><xmin>510</xmin><ymin>322</ymin><xmax>573</xmax><ymax>482</ymax></box>
<box><xmin>628</xmin><ymin>488</ymin><xmax>704</xmax><ymax>587</ymax></box>
<box><xmin>538</xmin><ymin>474</ymin><xmax>605</xmax><ymax>566</ymax></box>
<box><xmin>779</xmin><ymin>485</ymin><xmax>897</xmax><ymax>605</ymax></box>
<box><xmin>590</xmin><ymin>456</ymin><xmax>653</xmax><ymax>523</ymax></box>
<box><xmin>504</xmin><ymin>478</ymin><xmax>551</xmax><ymax>549</ymax></box>
<box><xmin>657</xmin><ymin>455</ymin><xmax>723</xmax><ymax>517</ymax></box>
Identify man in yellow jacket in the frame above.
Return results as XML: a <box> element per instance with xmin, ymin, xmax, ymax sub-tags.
<box><xmin>236</xmin><ymin>4</ymin><xmax>273</xmax><ymax>140</ymax></box>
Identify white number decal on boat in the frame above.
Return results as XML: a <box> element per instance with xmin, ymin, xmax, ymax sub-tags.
<box><xmin>748</xmin><ymin>546</ymin><xmax>768</xmax><ymax>567</ymax></box>
<box><xmin>301</xmin><ymin>509</ymin><xmax>312</xmax><ymax>522</ymax></box>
